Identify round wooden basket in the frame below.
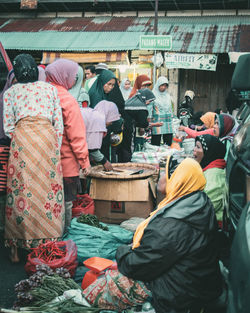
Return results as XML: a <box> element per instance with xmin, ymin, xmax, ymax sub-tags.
<box><xmin>89</xmin><ymin>163</ymin><xmax>157</xmax><ymax>180</ymax></box>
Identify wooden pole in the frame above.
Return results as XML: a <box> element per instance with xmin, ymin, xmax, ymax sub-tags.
<box><xmin>153</xmin><ymin>0</ymin><xmax>159</xmax><ymax>85</ymax></box>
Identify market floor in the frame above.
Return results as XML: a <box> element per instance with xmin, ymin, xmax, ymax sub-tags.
<box><xmin>0</xmin><ymin>231</ymin><xmax>28</xmax><ymax>309</ymax></box>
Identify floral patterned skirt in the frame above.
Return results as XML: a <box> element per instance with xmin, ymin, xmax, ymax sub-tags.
<box><xmin>4</xmin><ymin>116</ymin><xmax>65</xmax><ymax>249</ymax></box>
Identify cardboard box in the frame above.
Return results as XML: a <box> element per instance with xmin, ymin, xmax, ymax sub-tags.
<box><xmin>89</xmin><ymin>177</ymin><xmax>155</xmax><ymax>224</ymax></box>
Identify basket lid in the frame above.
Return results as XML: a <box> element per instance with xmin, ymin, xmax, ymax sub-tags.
<box><xmin>89</xmin><ymin>163</ymin><xmax>157</xmax><ymax>180</ymax></box>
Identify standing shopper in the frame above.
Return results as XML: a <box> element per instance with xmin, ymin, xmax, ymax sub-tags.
<box><xmin>88</xmin><ymin>69</ymin><xmax>124</xmax><ymax>160</ymax></box>
<box><xmin>194</xmin><ymin>134</ymin><xmax>227</xmax><ymax>226</ymax></box>
<box><xmin>149</xmin><ymin>76</ymin><xmax>174</xmax><ymax>146</ymax></box>
<box><xmin>123</xmin><ymin>89</ymin><xmax>163</xmax><ymax>159</ymax></box>
<box><xmin>84</xmin><ymin>65</ymin><xmax>96</xmax><ymax>80</ymax></box>
<box><xmin>120</xmin><ymin>78</ymin><xmax>132</xmax><ymax>101</ymax></box>
<box><xmin>129</xmin><ymin>74</ymin><xmax>152</xmax><ymax>98</ymax></box>
<box><xmin>45</xmin><ymin>59</ymin><xmax>90</xmax><ymax>234</ymax></box>
<box><xmin>68</xmin><ymin>65</ymin><xmax>84</xmax><ymax>104</ymax></box>
<box><xmin>128</xmin><ymin>75</ymin><xmax>152</xmax><ymax>150</ymax></box>
<box><xmin>81</xmin><ymin>100</ymin><xmax>121</xmax><ymax>171</ymax></box>
<box><xmin>88</xmin><ymin>69</ymin><xmax>116</xmax><ymax>108</ymax></box>
<box><xmin>116</xmin><ymin>157</ymin><xmax>223</xmax><ymax>313</ymax></box>
<box><xmin>3</xmin><ymin>54</ymin><xmax>64</xmax><ymax>262</ymax></box>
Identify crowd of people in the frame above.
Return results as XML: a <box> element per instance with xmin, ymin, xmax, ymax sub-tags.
<box><xmin>0</xmin><ymin>53</ymin><xmax>240</xmax><ymax>313</ymax></box>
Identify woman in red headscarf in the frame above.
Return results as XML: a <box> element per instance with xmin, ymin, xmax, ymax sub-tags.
<box><xmin>129</xmin><ymin>74</ymin><xmax>152</xmax><ymax>98</ymax></box>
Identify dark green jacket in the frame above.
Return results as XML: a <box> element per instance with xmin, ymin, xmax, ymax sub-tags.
<box><xmin>116</xmin><ymin>191</ymin><xmax>222</xmax><ymax>313</ymax></box>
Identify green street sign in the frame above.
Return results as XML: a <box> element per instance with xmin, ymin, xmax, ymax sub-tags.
<box><xmin>140</xmin><ymin>35</ymin><xmax>172</xmax><ymax>50</ymax></box>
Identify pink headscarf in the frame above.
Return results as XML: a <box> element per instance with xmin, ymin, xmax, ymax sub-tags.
<box><xmin>45</xmin><ymin>58</ymin><xmax>78</xmax><ymax>90</ymax></box>
<box><xmin>38</xmin><ymin>66</ymin><xmax>46</xmax><ymax>82</ymax></box>
<box><xmin>80</xmin><ymin>107</ymin><xmax>106</xmax><ymax>149</ymax></box>
<box><xmin>94</xmin><ymin>100</ymin><xmax>120</xmax><ymax>123</ymax></box>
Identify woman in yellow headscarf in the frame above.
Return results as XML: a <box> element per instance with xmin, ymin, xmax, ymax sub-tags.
<box><xmin>179</xmin><ymin>111</ymin><xmax>216</xmax><ymax>137</ymax></box>
<box><xmin>116</xmin><ymin>157</ymin><xmax>223</xmax><ymax>313</ymax></box>
<box><xmin>200</xmin><ymin>112</ymin><xmax>216</xmax><ymax>129</ymax></box>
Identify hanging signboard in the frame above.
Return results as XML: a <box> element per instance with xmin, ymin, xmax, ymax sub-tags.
<box><xmin>165</xmin><ymin>52</ymin><xmax>217</xmax><ymax>71</ymax></box>
<box><xmin>140</xmin><ymin>35</ymin><xmax>172</xmax><ymax>50</ymax></box>
<box><xmin>20</xmin><ymin>0</ymin><xmax>37</xmax><ymax>9</ymax></box>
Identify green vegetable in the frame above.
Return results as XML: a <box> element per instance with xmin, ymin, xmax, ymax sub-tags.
<box><xmin>77</xmin><ymin>214</ymin><xmax>108</xmax><ymax>231</ymax></box>
<box><xmin>1</xmin><ymin>298</ymin><xmax>100</xmax><ymax>313</ymax></box>
<box><xmin>30</xmin><ymin>275</ymin><xmax>80</xmax><ymax>306</ymax></box>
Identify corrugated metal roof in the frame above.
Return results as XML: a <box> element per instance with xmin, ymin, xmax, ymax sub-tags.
<box><xmin>0</xmin><ymin>16</ymin><xmax>250</xmax><ymax>52</ymax></box>
<box><xmin>0</xmin><ymin>31</ymin><xmax>144</xmax><ymax>51</ymax></box>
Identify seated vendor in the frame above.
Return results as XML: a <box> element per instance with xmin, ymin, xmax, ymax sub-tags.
<box><xmin>194</xmin><ymin>134</ymin><xmax>227</xmax><ymax>227</ymax></box>
<box><xmin>116</xmin><ymin>156</ymin><xmax>223</xmax><ymax>313</ymax></box>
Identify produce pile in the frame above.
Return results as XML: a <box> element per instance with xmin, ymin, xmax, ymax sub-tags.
<box><xmin>24</xmin><ymin>240</ymin><xmax>78</xmax><ymax>277</ymax></box>
<box><xmin>14</xmin><ymin>264</ymin><xmax>78</xmax><ymax>307</ymax></box>
<box><xmin>77</xmin><ymin>214</ymin><xmax>109</xmax><ymax>231</ymax></box>
<box><xmin>11</xmin><ymin>264</ymin><xmax>98</xmax><ymax>312</ymax></box>
<box><xmin>28</xmin><ymin>242</ymin><xmax>67</xmax><ymax>262</ymax></box>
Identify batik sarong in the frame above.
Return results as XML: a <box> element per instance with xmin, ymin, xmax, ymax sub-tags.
<box><xmin>5</xmin><ymin>116</ymin><xmax>64</xmax><ymax>249</ymax></box>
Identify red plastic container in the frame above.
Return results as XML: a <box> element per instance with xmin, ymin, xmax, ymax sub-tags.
<box><xmin>81</xmin><ymin>257</ymin><xmax>114</xmax><ymax>290</ymax></box>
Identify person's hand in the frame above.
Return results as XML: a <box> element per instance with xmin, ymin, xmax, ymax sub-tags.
<box><xmin>149</xmin><ymin>122</ymin><xmax>163</xmax><ymax>128</ymax></box>
<box><xmin>196</xmin><ymin>125</ymin><xmax>204</xmax><ymax>131</ymax></box>
<box><xmin>178</xmin><ymin>125</ymin><xmax>185</xmax><ymax>131</ymax></box>
<box><xmin>156</xmin><ymin>122</ymin><xmax>163</xmax><ymax>127</ymax></box>
<box><xmin>103</xmin><ymin>160</ymin><xmax>113</xmax><ymax>172</ymax></box>
<box><xmin>82</xmin><ymin>165</ymin><xmax>91</xmax><ymax>176</ymax></box>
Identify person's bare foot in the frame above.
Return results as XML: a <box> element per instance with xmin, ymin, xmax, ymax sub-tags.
<box><xmin>10</xmin><ymin>246</ymin><xmax>20</xmax><ymax>263</ymax></box>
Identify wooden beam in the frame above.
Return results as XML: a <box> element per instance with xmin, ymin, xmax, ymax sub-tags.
<box><xmin>61</xmin><ymin>2</ymin><xmax>70</xmax><ymax>11</ymax></box>
<box><xmin>106</xmin><ymin>2</ymin><xmax>112</xmax><ymax>11</ymax></box>
<box><xmin>40</xmin><ymin>2</ymin><xmax>50</xmax><ymax>11</ymax></box>
<box><xmin>198</xmin><ymin>0</ymin><xmax>202</xmax><ymax>10</ymax></box>
<box><xmin>173</xmin><ymin>0</ymin><xmax>180</xmax><ymax>11</ymax></box>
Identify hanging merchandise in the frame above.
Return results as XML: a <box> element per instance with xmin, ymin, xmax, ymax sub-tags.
<box><xmin>151</xmin><ymin>52</ymin><xmax>164</xmax><ymax>68</ymax></box>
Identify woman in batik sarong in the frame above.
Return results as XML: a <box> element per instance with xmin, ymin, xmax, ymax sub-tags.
<box><xmin>3</xmin><ymin>54</ymin><xmax>64</xmax><ymax>262</ymax></box>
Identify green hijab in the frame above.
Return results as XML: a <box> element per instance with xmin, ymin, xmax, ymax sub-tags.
<box><xmin>89</xmin><ymin>70</ymin><xmax>116</xmax><ymax>108</ymax></box>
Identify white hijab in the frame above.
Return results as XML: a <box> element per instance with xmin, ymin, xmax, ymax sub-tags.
<box><xmin>152</xmin><ymin>76</ymin><xmax>172</xmax><ymax>114</ymax></box>
<box><xmin>120</xmin><ymin>78</ymin><xmax>132</xmax><ymax>101</ymax></box>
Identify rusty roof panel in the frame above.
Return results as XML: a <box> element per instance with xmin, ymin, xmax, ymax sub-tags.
<box><xmin>0</xmin><ymin>15</ymin><xmax>250</xmax><ymax>52</ymax></box>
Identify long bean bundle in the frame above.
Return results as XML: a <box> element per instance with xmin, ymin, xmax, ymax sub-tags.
<box><xmin>77</xmin><ymin>214</ymin><xmax>108</xmax><ymax>231</ymax></box>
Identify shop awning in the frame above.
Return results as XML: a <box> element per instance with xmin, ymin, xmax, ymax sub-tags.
<box><xmin>41</xmin><ymin>51</ymin><xmax>128</xmax><ymax>64</ymax></box>
<box><xmin>0</xmin><ymin>15</ymin><xmax>250</xmax><ymax>53</ymax></box>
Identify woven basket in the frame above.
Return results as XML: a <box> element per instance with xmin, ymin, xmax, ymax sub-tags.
<box><xmin>89</xmin><ymin>163</ymin><xmax>157</xmax><ymax>180</ymax></box>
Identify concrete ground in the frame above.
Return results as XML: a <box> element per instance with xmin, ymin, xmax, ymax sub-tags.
<box><xmin>0</xmin><ymin>232</ymin><xmax>27</xmax><ymax>309</ymax></box>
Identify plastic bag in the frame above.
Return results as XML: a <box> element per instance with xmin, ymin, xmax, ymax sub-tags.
<box><xmin>25</xmin><ymin>240</ymin><xmax>78</xmax><ymax>277</ymax></box>
<box><xmin>72</xmin><ymin>194</ymin><xmax>95</xmax><ymax>218</ymax></box>
<box><xmin>63</xmin><ymin>218</ymin><xmax>133</xmax><ymax>263</ymax></box>
<box><xmin>120</xmin><ymin>217</ymin><xmax>146</xmax><ymax>233</ymax></box>
<box><xmin>83</xmin><ymin>269</ymin><xmax>151</xmax><ymax>310</ymax></box>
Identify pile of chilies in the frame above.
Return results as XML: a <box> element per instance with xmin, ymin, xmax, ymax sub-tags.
<box><xmin>30</xmin><ymin>242</ymin><xmax>66</xmax><ymax>262</ymax></box>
